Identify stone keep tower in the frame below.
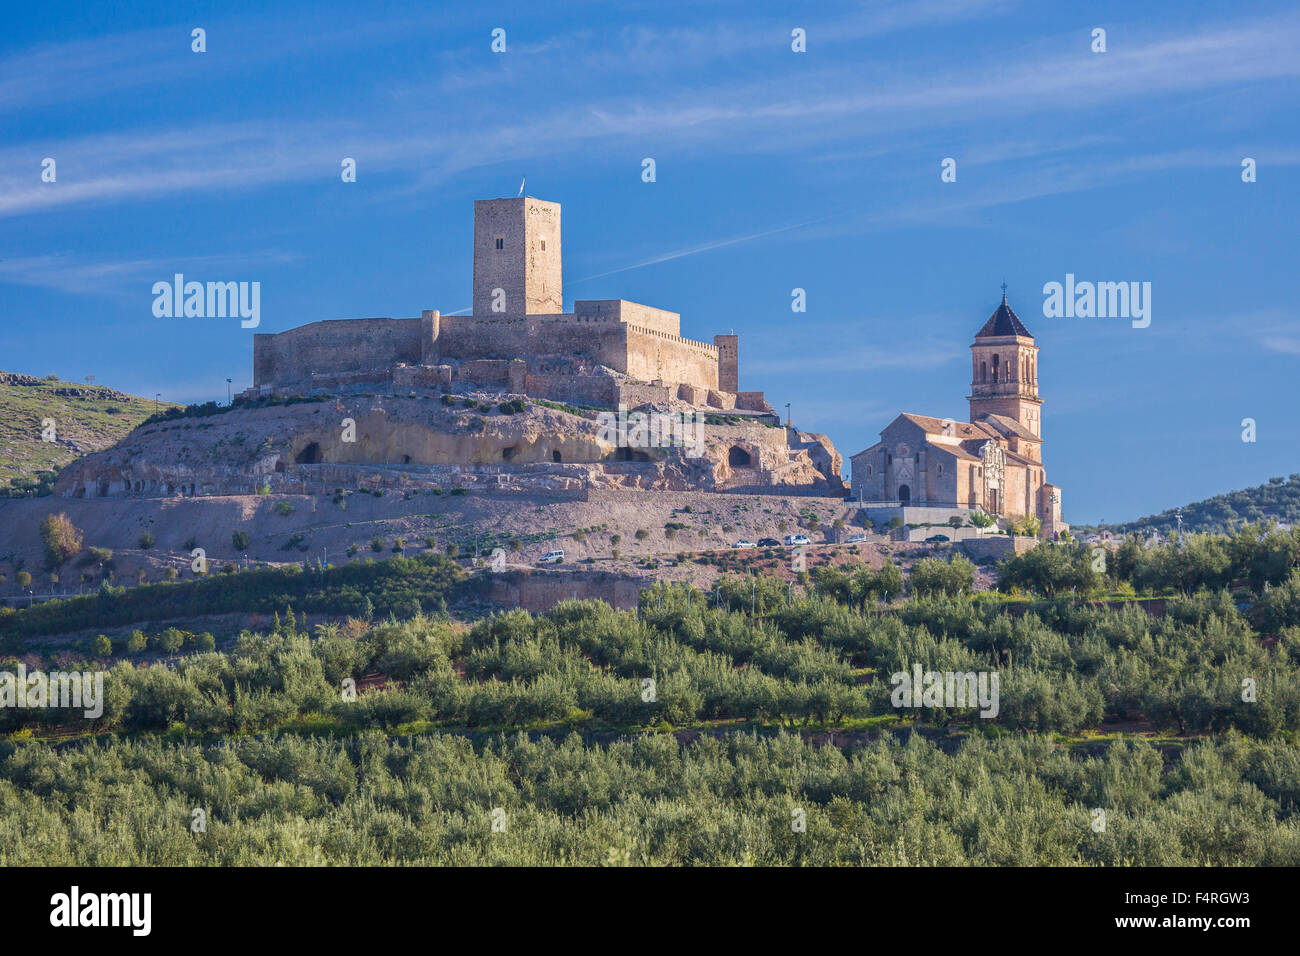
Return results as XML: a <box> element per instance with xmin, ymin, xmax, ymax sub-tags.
<box><xmin>713</xmin><ymin>334</ymin><xmax>738</xmax><ymax>392</ymax></box>
<box><xmin>473</xmin><ymin>197</ymin><xmax>562</xmax><ymax>317</ymax></box>
<box><xmin>968</xmin><ymin>291</ymin><xmax>1043</xmax><ymax>438</ymax></box>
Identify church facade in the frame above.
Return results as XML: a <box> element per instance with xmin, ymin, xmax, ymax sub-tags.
<box><xmin>849</xmin><ymin>294</ymin><xmax>1066</xmax><ymax>537</ymax></box>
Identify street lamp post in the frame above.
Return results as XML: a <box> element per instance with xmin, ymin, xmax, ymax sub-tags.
<box><xmin>226</xmin><ymin>378</ymin><xmax>232</xmax><ymax>406</ymax></box>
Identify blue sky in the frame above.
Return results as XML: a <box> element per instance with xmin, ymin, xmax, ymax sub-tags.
<box><xmin>2</xmin><ymin>0</ymin><xmax>1297</xmax><ymax>524</ymax></box>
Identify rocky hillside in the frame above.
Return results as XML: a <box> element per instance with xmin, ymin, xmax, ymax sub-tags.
<box><xmin>52</xmin><ymin>385</ymin><xmax>843</xmax><ymax>499</ymax></box>
<box><xmin>0</xmin><ymin>372</ymin><xmax>177</xmax><ymax>497</ymax></box>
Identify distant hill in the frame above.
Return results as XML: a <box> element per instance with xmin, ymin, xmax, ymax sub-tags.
<box><xmin>0</xmin><ymin>372</ymin><xmax>178</xmax><ymax>497</ymax></box>
<box><xmin>1078</xmin><ymin>474</ymin><xmax>1300</xmax><ymax>537</ymax></box>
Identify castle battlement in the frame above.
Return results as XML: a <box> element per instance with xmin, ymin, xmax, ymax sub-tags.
<box><xmin>625</xmin><ymin>324</ymin><xmax>719</xmax><ymax>356</ymax></box>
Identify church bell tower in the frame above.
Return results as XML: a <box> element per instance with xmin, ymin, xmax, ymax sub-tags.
<box><xmin>968</xmin><ymin>288</ymin><xmax>1042</xmax><ymax>438</ymax></box>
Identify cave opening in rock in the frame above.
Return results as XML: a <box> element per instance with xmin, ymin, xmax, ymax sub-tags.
<box><xmin>502</xmin><ymin>445</ymin><xmax>517</xmax><ymax>462</ymax></box>
<box><xmin>295</xmin><ymin>441</ymin><xmax>322</xmax><ymax>464</ymax></box>
<box><xmin>728</xmin><ymin>446</ymin><xmax>752</xmax><ymax>467</ymax></box>
<box><xmin>552</xmin><ymin>450</ymin><xmax>562</xmax><ymax>463</ymax></box>
<box><xmin>615</xmin><ymin>447</ymin><xmax>652</xmax><ymax>462</ymax></box>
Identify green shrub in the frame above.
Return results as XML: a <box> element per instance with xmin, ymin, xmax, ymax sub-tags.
<box><xmin>155</xmin><ymin>627</ymin><xmax>185</xmax><ymax>653</ymax></box>
<box><xmin>40</xmin><ymin>513</ymin><xmax>83</xmax><ymax>567</ymax></box>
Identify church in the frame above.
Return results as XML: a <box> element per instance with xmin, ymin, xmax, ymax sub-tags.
<box><xmin>849</xmin><ymin>292</ymin><xmax>1066</xmax><ymax>537</ymax></box>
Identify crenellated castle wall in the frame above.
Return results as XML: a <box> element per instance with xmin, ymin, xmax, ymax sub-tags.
<box><xmin>623</xmin><ymin>325</ymin><xmax>720</xmax><ymax>390</ymax></box>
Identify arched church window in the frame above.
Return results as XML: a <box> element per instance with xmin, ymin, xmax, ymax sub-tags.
<box><xmin>936</xmin><ymin>463</ymin><xmax>943</xmax><ymax>476</ymax></box>
<box><xmin>992</xmin><ymin>354</ymin><xmax>999</xmax><ymax>381</ymax></box>
<box><xmin>981</xmin><ymin>361</ymin><xmax>987</xmax><ymax>382</ymax></box>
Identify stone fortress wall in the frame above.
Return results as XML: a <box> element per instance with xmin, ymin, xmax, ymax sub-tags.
<box><xmin>251</xmin><ymin>196</ymin><xmax>770</xmax><ymax>414</ymax></box>
<box><xmin>253</xmin><ymin>317</ymin><xmax>423</xmax><ymax>386</ymax></box>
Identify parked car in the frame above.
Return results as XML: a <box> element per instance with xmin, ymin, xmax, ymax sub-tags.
<box><xmin>924</xmin><ymin>534</ymin><xmax>950</xmax><ymax>543</ymax></box>
<box><xmin>845</xmin><ymin>533</ymin><xmax>867</xmax><ymax>543</ymax></box>
<box><xmin>537</xmin><ymin>549</ymin><xmax>564</xmax><ymax>564</ymax></box>
<box><xmin>732</xmin><ymin>540</ymin><xmax>756</xmax><ymax>549</ymax></box>
<box><xmin>784</xmin><ymin>534</ymin><xmax>811</xmax><ymax>546</ymax></box>
<box><xmin>757</xmin><ymin>538</ymin><xmax>781</xmax><ymax>547</ymax></box>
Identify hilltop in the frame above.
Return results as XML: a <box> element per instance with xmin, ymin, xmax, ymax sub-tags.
<box><xmin>0</xmin><ymin>372</ymin><xmax>178</xmax><ymax>497</ymax></box>
<box><xmin>1077</xmin><ymin>474</ymin><xmax>1300</xmax><ymax>536</ymax></box>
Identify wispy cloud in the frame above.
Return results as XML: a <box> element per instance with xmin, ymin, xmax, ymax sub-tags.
<box><xmin>0</xmin><ymin>251</ymin><xmax>302</xmax><ymax>296</ymax></box>
<box><xmin>2</xmin><ymin>9</ymin><xmax>1297</xmax><ymax>222</ymax></box>
<box><xmin>573</xmin><ymin>216</ymin><xmax>841</xmax><ymax>283</ymax></box>
<box><xmin>1251</xmin><ymin>312</ymin><xmax>1300</xmax><ymax>356</ymax></box>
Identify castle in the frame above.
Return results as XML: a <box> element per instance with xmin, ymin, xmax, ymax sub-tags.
<box><xmin>251</xmin><ymin>196</ymin><xmax>772</xmax><ymax>415</ymax></box>
<box><xmin>849</xmin><ymin>293</ymin><xmax>1066</xmax><ymax>537</ymax></box>
<box><xmin>56</xmin><ymin>196</ymin><xmax>850</xmax><ymax>501</ymax></box>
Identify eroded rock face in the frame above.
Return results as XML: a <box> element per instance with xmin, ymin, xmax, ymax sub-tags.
<box><xmin>55</xmin><ymin>387</ymin><xmax>844</xmax><ymax>498</ymax></box>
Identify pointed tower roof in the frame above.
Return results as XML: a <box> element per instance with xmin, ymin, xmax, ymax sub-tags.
<box><xmin>976</xmin><ymin>289</ymin><xmax>1033</xmax><ymax>338</ymax></box>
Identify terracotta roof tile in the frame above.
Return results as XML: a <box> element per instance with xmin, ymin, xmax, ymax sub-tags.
<box><xmin>981</xmin><ymin>413</ymin><xmax>1040</xmax><ymax>441</ymax></box>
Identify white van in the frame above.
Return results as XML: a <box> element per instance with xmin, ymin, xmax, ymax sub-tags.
<box><xmin>784</xmin><ymin>534</ymin><xmax>811</xmax><ymax>546</ymax></box>
<box><xmin>537</xmin><ymin>549</ymin><xmax>564</xmax><ymax>565</ymax></box>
